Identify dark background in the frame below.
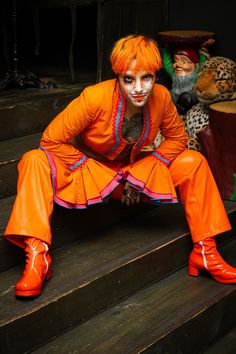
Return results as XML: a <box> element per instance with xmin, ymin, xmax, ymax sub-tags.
<box><xmin>0</xmin><ymin>0</ymin><xmax>235</xmax><ymax>82</ymax></box>
<box><xmin>168</xmin><ymin>0</ymin><xmax>235</xmax><ymax>60</ymax></box>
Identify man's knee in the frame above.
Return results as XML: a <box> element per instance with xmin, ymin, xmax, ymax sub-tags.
<box><xmin>19</xmin><ymin>149</ymin><xmax>49</xmax><ymax>170</ymax></box>
<box><xmin>21</xmin><ymin>149</ymin><xmax>46</xmax><ymax>163</ymax></box>
<box><xmin>178</xmin><ymin>149</ymin><xmax>206</xmax><ymax>166</ymax></box>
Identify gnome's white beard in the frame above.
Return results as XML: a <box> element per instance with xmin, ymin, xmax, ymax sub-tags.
<box><xmin>171</xmin><ymin>70</ymin><xmax>197</xmax><ymax>96</ymax></box>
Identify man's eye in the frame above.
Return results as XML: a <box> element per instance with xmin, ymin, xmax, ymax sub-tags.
<box><xmin>143</xmin><ymin>74</ymin><xmax>153</xmax><ymax>81</ymax></box>
<box><xmin>123</xmin><ymin>76</ymin><xmax>133</xmax><ymax>84</ymax></box>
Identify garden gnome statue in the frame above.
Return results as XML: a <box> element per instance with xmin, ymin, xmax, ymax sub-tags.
<box><xmin>158</xmin><ymin>30</ymin><xmax>215</xmax><ymax>114</ymax></box>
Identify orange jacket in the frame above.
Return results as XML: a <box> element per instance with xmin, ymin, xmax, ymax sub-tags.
<box><xmin>40</xmin><ymin>79</ymin><xmax>188</xmax><ymax>167</ymax></box>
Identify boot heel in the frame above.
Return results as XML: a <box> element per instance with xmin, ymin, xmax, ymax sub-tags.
<box><xmin>46</xmin><ymin>267</ymin><xmax>52</xmax><ymax>281</ymax></box>
<box><xmin>188</xmin><ymin>263</ymin><xmax>199</xmax><ymax>277</ymax></box>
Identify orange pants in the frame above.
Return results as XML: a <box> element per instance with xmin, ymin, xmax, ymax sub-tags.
<box><xmin>4</xmin><ymin>149</ymin><xmax>231</xmax><ymax>247</ymax></box>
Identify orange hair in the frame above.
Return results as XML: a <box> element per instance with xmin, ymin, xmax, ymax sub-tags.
<box><xmin>110</xmin><ymin>34</ymin><xmax>162</xmax><ymax>74</ymax></box>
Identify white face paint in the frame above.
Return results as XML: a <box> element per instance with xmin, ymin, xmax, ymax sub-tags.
<box><xmin>118</xmin><ymin>60</ymin><xmax>156</xmax><ymax>107</ymax></box>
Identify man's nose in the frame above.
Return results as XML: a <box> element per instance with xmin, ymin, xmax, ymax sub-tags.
<box><xmin>134</xmin><ymin>78</ymin><xmax>143</xmax><ymax>93</ymax></box>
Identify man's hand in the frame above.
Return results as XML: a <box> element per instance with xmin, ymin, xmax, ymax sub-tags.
<box><xmin>121</xmin><ymin>182</ymin><xmax>141</xmax><ymax>206</ymax></box>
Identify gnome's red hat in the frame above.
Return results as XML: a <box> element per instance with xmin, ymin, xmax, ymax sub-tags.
<box><xmin>174</xmin><ymin>48</ymin><xmax>199</xmax><ymax>63</ymax></box>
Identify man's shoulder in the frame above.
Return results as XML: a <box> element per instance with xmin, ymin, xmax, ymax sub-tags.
<box><xmin>83</xmin><ymin>79</ymin><xmax>116</xmax><ymax>95</ymax></box>
<box><xmin>153</xmin><ymin>83</ymin><xmax>171</xmax><ymax>98</ymax></box>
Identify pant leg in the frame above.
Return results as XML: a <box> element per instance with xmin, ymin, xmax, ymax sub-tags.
<box><xmin>4</xmin><ymin>149</ymin><xmax>54</xmax><ymax>248</ymax></box>
<box><xmin>169</xmin><ymin>149</ymin><xmax>231</xmax><ymax>243</ymax></box>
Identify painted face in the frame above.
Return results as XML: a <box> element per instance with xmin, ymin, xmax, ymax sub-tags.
<box><xmin>173</xmin><ymin>55</ymin><xmax>196</xmax><ymax>76</ymax></box>
<box><xmin>118</xmin><ymin>60</ymin><xmax>156</xmax><ymax>107</ymax></box>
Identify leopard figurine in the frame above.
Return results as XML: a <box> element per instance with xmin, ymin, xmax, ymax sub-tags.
<box><xmin>183</xmin><ymin>56</ymin><xmax>236</xmax><ymax>151</ymax></box>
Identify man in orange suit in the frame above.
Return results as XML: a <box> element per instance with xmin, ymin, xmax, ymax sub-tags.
<box><xmin>5</xmin><ymin>34</ymin><xmax>236</xmax><ymax>298</ymax></box>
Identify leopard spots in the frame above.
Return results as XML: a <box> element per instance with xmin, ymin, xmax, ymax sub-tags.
<box><xmin>183</xmin><ymin>56</ymin><xmax>236</xmax><ymax>151</ymax></box>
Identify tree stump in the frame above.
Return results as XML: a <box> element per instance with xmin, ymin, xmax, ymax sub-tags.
<box><xmin>197</xmin><ymin>100</ymin><xmax>236</xmax><ymax>201</ymax></box>
<box><xmin>158</xmin><ymin>30</ymin><xmax>215</xmax><ymax>45</ymax></box>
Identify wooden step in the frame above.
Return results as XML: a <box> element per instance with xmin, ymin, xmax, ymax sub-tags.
<box><xmin>29</xmin><ymin>239</ymin><xmax>236</xmax><ymax>354</ymax></box>
<box><xmin>0</xmin><ymin>79</ymin><xmax>94</xmax><ymax>198</ymax></box>
<box><xmin>0</xmin><ymin>195</ymin><xmax>234</xmax><ymax>273</ymax></box>
<box><xmin>0</xmin><ymin>196</ymin><xmax>153</xmax><ymax>272</ymax></box>
<box><xmin>0</xmin><ymin>202</ymin><xmax>235</xmax><ymax>354</ymax></box>
<box><xmin>0</xmin><ymin>82</ymin><xmax>91</xmax><ymax>142</ymax></box>
<box><xmin>0</xmin><ymin>132</ymin><xmax>42</xmax><ymax>198</ymax></box>
<box><xmin>0</xmin><ymin>196</ymin><xmax>235</xmax><ymax>273</ymax></box>
<box><xmin>202</xmin><ymin>324</ymin><xmax>236</xmax><ymax>353</ymax></box>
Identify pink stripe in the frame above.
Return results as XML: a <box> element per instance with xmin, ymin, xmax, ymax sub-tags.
<box><xmin>142</xmin><ymin>186</ymin><xmax>177</xmax><ymax>201</ymax></box>
<box><xmin>100</xmin><ymin>176</ymin><xmax>121</xmax><ymax>196</ymax></box>
<box><xmin>54</xmin><ymin>177</ymin><xmax>121</xmax><ymax>209</ymax></box>
<box><xmin>126</xmin><ymin>174</ymin><xmax>145</xmax><ymax>189</ymax></box>
<box><xmin>126</xmin><ymin>174</ymin><xmax>177</xmax><ymax>202</ymax></box>
<box><xmin>41</xmin><ymin>147</ymin><xmax>122</xmax><ymax>209</ymax></box>
<box><xmin>41</xmin><ymin>147</ymin><xmax>58</xmax><ymax>192</ymax></box>
<box><xmin>54</xmin><ymin>195</ymin><xmax>87</xmax><ymax>209</ymax></box>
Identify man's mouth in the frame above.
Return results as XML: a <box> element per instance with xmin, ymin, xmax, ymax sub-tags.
<box><xmin>132</xmin><ymin>95</ymin><xmax>146</xmax><ymax>102</ymax></box>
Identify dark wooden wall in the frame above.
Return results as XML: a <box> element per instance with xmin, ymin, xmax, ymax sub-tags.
<box><xmin>168</xmin><ymin>0</ymin><xmax>235</xmax><ymax>61</ymax></box>
<box><xmin>0</xmin><ymin>0</ymin><xmax>235</xmax><ymax>81</ymax></box>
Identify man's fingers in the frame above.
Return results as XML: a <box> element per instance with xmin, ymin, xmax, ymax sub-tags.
<box><xmin>136</xmin><ymin>192</ymin><xmax>141</xmax><ymax>204</ymax></box>
<box><xmin>122</xmin><ymin>183</ymin><xmax>142</xmax><ymax>206</ymax></box>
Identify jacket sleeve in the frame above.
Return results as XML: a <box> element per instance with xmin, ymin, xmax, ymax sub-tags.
<box><xmin>155</xmin><ymin>90</ymin><xmax>188</xmax><ymax>160</ymax></box>
<box><xmin>40</xmin><ymin>87</ymin><xmax>94</xmax><ymax>165</ymax></box>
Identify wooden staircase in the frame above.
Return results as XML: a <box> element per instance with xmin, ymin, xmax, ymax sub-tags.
<box><xmin>0</xmin><ymin>77</ymin><xmax>236</xmax><ymax>354</ymax></box>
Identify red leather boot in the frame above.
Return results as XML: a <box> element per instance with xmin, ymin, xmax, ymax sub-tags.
<box><xmin>188</xmin><ymin>237</ymin><xmax>236</xmax><ymax>284</ymax></box>
<box><xmin>15</xmin><ymin>237</ymin><xmax>52</xmax><ymax>297</ymax></box>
